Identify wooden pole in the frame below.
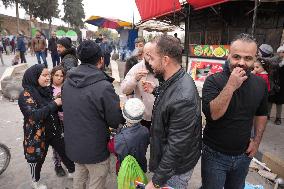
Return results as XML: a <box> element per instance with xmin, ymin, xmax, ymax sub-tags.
<box><xmin>251</xmin><ymin>0</ymin><xmax>258</xmax><ymax>36</ymax></box>
<box><xmin>16</xmin><ymin>0</ymin><xmax>20</xmax><ymax>34</ymax></box>
<box><xmin>185</xmin><ymin>4</ymin><xmax>190</xmax><ymax>71</ymax></box>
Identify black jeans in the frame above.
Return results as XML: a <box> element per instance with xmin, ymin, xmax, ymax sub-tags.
<box><xmin>28</xmin><ymin>135</ymin><xmax>75</xmax><ymax>182</ymax></box>
<box><xmin>20</xmin><ymin>51</ymin><xmax>27</xmax><ymax>63</ymax></box>
<box><xmin>51</xmin><ymin>52</ymin><xmax>60</xmax><ymax>67</ymax></box>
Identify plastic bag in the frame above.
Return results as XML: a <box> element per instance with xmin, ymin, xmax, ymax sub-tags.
<box><xmin>117</xmin><ymin>155</ymin><xmax>148</xmax><ymax>189</ymax></box>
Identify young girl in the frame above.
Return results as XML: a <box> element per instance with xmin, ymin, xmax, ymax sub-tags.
<box><xmin>253</xmin><ymin>57</ymin><xmax>270</xmax><ymax>91</ymax></box>
<box><xmin>50</xmin><ymin>66</ymin><xmax>66</xmax><ymax>177</ymax></box>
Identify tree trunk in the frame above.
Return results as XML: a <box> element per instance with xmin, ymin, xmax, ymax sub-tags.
<box><xmin>48</xmin><ymin>18</ymin><xmax>52</xmax><ymax>38</ymax></box>
<box><xmin>16</xmin><ymin>0</ymin><xmax>20</xmax><ymax>34</ymax></box>
<box><xmin>30</xmin><ymin>14</ymin><xmax>32</xmax><ymax>38</ymax></box>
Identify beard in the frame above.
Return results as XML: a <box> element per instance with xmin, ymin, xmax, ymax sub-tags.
<box><xmin>153</xmin><ymin>64</ymin><xmax>165</xmax><ymax>82</ymax></box>
<box><xmin>229</xmin><ymin>61</ymin><xmax>253</xmax><ymax>76</ymax></box>
<box><xmin>144</xmin><ymin>59</ymin><xmax>154</xmax><ymax>74</ymax></box>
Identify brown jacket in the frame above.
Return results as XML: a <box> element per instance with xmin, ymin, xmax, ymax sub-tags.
<box><xmin>31</xmin><ymin>37</ymin><xmax>46</xmax><ymax>52</ymax></box>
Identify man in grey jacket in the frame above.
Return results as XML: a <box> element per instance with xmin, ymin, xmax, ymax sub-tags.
<box><xmin>62</xmin><ymin>40</ymin><xmax>124</xmax><ymax>189</ymax></box>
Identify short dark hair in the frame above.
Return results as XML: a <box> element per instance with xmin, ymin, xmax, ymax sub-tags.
<box><xmin>135</xmin><ymin>37</ymin><xmax>145</xmax><ymax>44</ymax></box>
<box><xmin>231</xmin><ymin>33</ymin><xmax>257</xmax><ymax>46</ymax></box>
<box><xmin>151</xmin><ymin>35</ymin><xmax>182</xmax><ymax>63</ymax></box>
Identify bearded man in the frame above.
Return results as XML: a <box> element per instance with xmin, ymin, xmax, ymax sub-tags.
<box><xmin>201</xmin><ymin>33</ymin><xmax>268</xmax><ymax>189</ymax></box>
<box><xmin>121</xmin><ymin>42</ymin><xmax>159</xmax><ymax>130</ymax></box>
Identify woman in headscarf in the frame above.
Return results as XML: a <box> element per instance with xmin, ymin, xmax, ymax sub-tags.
<box><xmin>18</xmin><ymin>64</ymin><xmax>75</xmax><ymax>189</ymax></box>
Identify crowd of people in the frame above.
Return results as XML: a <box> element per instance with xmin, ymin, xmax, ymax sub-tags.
<box><xmin>13</xmin><ymin>31</ymin><xmax>284</xmax><ymax>189</ymax></box>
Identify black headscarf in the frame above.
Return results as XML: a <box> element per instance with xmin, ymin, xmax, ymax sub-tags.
<box><xmin>22</xmin><ymin>64</ymin><xmax>52</xmax><ymax>106</ymax></box>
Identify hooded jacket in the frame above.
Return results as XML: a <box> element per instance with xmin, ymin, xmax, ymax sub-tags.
<box><xmin>62</xmin><ymin>64</ymin><xmax>124</xmax><ymax>164</ymax></box>
<box><xmin>60</xmin><ymin>47</ymin><xmax>78</xmax><ymax>72</ymax></box>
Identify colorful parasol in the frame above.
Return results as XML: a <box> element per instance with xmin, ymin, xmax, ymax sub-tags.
<box><xmin>85</xmin><ymin>16</ymin><xmax>132</xmax><ymax>29</ymax></box>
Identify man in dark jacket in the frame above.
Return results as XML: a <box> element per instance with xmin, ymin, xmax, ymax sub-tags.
<box><xmin>57</xmin><ymin>37</ymin><xmax>78</xmax><ymax>72</ymax></box>
<box><xmin>143</xmin><ymin>35</ymin><xmax>201</xmax><ymax>189</ymax></box>
<box><xmin>100</xmin><ymin>36</ymin><xmax>112</xmax><ymax>69</ymax></box>
<box><xmin>48</xmin><ymin>32</ymin><xmax>60</xmax><ymax>67</ymax></box>
<box><xmin>17</xmin><ymin>33</ymin><xmax>27</xmax><ymax>63</ymax></box>
<box><xmin>62</xmin><ymin>40</ymin><xmax>124</xmax><ymax>189</ymax></box>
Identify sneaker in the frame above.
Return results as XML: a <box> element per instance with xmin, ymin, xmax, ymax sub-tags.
<box><xmin>55</xmin><ymin>166</ymin><xmax>66</xmax><ymax>177</ymax></box>
<box><xmin>31</xmin><ymin>181</ymin><xmax>47</xmax><ymax>189</ymax></box>
<box><xmin>275</xmin><ymin>118</ymin><xmax>282</xmax><ymax>125</ymax></box>
<box><xmin>67</xmin><ymin>172</ymin><xmax>74</xmax><ymax>179</ymax></box>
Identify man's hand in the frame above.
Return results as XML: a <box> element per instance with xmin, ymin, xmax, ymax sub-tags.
<box><xmin>227</xmin><ymin>67</ymin><xmax>248</xmax><ymax>91</ymax></box>
<box><xmin>145</xmin><ymin>180</ymin><xmax>157</xmax><ymax>189</ymax></box>
<box><xmin>142</xmin><ymin>80</ymin><xmax>155</xmax><ymax>94</ymax></box>
<box><xmin>246</xmin><ymin>139</ymin><xmax>259</xmax><ymax>158</ymax></box>
<box><xmin>135</xmin><ymin>69</ymin><xmax>148</xmax><ymax>81</ymax></box>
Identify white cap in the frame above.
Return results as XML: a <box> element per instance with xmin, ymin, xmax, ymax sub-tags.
<box><xmin>122</xmin><ymin>98</ymin><xmax>145</xmax><ymax>124</ymax></box>
<box><xmin>277</xmin><ymin>46</ymin><xmax>284</xmax><ymax>53</ymax></box>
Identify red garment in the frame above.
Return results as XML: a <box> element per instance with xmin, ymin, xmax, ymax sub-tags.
<box><xmin>107</xmin><ymin>138</ymin><xmax>120</xmax><ymax>174</ymax></box>
<box><xmin>256</xmin><ymin>73</ymin><xmax>270</xmax><ymax>91</ymax></box>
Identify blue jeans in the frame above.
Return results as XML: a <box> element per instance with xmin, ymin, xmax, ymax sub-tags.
<box><xmin>201</xmin><ymin>144</ymin><xmax>252</xmax><ymax>189</ymax></box>
<box><xmin>51</xmin><ymin>52</ymin><xmax>60</xmax><ymax>67</ymax></box>
<box><xmin>35</xmin><ymin>51</ymin><xmax>48</xmax><ymax>67</ymax></box>
<box><xmin>166</xmin><ymin>169</ymin><xmax>193</xmax><ymax>189</ymax></box>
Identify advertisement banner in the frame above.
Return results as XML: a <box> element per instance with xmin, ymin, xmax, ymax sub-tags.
<box><xmin>189</xmin><ymin>45</ymin><xmax>230</xmax><ymax>59</ymax></box>
<box><xmin>188</xmin><ymin>58</ymin><xmax>225</xmax><ymax>82</ymax></box>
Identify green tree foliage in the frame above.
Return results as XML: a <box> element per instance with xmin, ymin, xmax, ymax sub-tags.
<box><xmin>62</xmin><ymin>0</ymin><xmax>85</xmax><ymax>28</ymax></box>
<box><xmin>19</xmin><ymin>0</ymin><xmax>59</xmax><ymax>36</ymax></box>
<box><xmin>1</xmin><ymin>0</ymin><xmax>14</xmax><ymax>8</ymax></box>
<box><xmin>19</xmin><ymin>0</ymin><xmax>59</xmax><ymax>22</ymax></box>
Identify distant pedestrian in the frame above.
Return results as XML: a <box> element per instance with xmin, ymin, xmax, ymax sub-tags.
<box><xmin>0</xmin><ymin>42</ymin><xmax>4</xmax><ymax>65</ymax></box>
<box><xmin>32</xmin><ymin>31</ymin><xmax>48</xmax><ymax>67</ymax></box>
<box><xmin>266</xmin><ymin>46</ymin><xmax>284</xmax><ymax>125</ymax></box>
<box><xmin>10</xmin><ymin>37</ymin><xmax>16</xmax><ymax>54</ymax></box>
<box><xmin>17</xmin><ymin>33</ymin><xmax>27</xmax><ymax>63</ymax></box>
<box><xmin>100</xmin><ymin>36</ymin><xmax>112</xmax><ymax>69</ymax></box>
<box><xmin>5</xmin><ymin>37</ymin><xmax>10</xmax><ymax>55</ymax></box>
<box><xmin>18</xmin><ymin>64</ymin><xmax>75</xmax><ymax>189</ymax></box>
<box><xmin>48</xmin><ymin>32</ymin><xmax>60</xmax><ymax>67</ymax></box>
<box><xmin>57</xmin><ymin>37</ymin><xmax>78</xmax><ymax>72</ymax></box>
<box><xmin>95</xmin><ymin>34</ymin><xmax>103</xmax><ymax>44</ymax></box>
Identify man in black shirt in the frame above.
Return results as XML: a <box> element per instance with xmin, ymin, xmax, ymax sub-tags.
<box><xmin>202</xmin><ymin>33</ymin><xmax>268</xmax><ymax>189</ymax></box>
<box><xmin>48</xmin><ymin>32</ymin><xmax>60</xmax><ymax>67</ymax></box>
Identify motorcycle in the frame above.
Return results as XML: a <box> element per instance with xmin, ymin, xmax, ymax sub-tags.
<box><xmin>0</xmin><ymin>143</ymin><xmax>11</xmax><ymax>175</ymax></box>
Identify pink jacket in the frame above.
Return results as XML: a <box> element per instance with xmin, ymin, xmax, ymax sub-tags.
<box><xmin>121</xmin><ymin>60</ymin><xmax>159</xmax><ymax>121</ymax></box>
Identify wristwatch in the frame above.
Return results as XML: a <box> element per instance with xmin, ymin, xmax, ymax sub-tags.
<box><xmin>153</xmin><ymin>182</ymin><xmax>160</xmax><ymax>188</ymax></box>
